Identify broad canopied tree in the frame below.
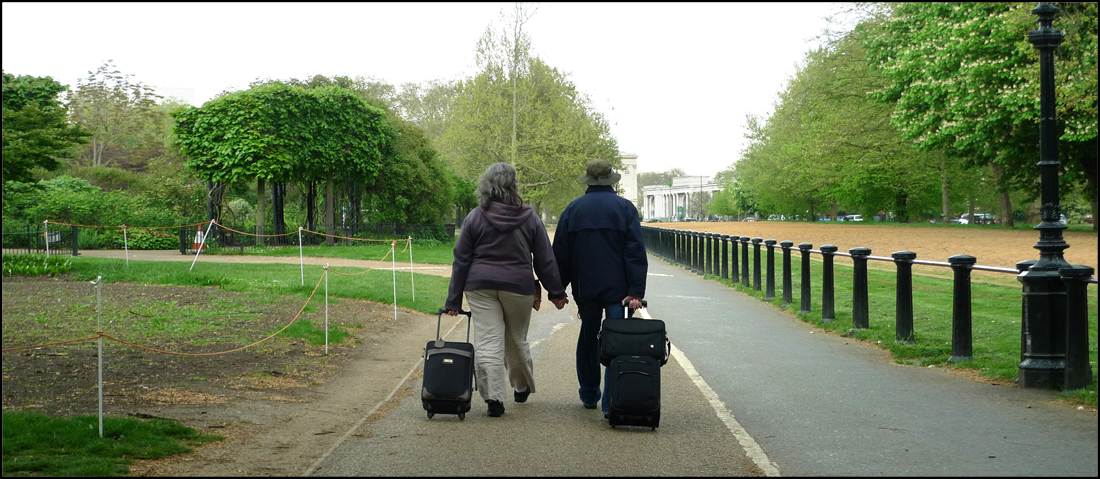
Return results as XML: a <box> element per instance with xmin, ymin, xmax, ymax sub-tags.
<box><xmin>66</xmin><ymin>60</ymin><xmax>163</xmax><ymax>168</ymax></box>
<box><xmin>172</xmin><ymin>82</ymin><xmax>389</xmax><ymax>245</ymax></box>
<box><xmin>2</xmin><ymin>71</ymin><xmax>90</xmax><ymax>197</ymax></box>
<box><xmin>439</xmin><ymin>5</ymin><xmax>619</xmax><ymax>218</ymax></box>
<box><xmin>863</xmin><ymin>2</ymin><xmax>1098</xmax><ymax>227</ymax></box>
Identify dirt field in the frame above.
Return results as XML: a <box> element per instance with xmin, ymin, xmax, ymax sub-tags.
<box><xmin>657</xmin><ymin>221</ymin><xmax>1098</xmax><ymax>277</ymax></box>
<box><xmin>1</xmin><ymin>222</ymin><xmax>1095</xmax><ymax>475</ymax></box>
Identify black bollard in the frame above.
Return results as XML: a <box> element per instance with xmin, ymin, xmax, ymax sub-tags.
<box><xmin>179</xmin><ymin>226</ymin><xmax>188</xmax><ymax>255</ymax></box>
<box><xmin>799</xmin><ymin>243</ymin><xmax>812</xmax><ymax>314</ymax></box>
<box><xmin>850</xmin><ymin>247</ymin><xmax>872</xmax><ymax>333</ymax></box>
<box><xmin>765</xmin><ymin>239</ymin><xmax>777</xmax><ymax>301</ymax></box>
<box><xmin>686</xmin><ymin>231</ymin><xmax>695</xmax><ymax>274</ymax></box>
<box><xmin>948</xmin><ymin>255</ymin><xmax>976</xmax><ymax>362</ymax></box>
<box><xmin>721</xmin><ymin>234</ymin><xmax>730</xmax><ymax>280</ymax></box>
<box><xmin>740</xmin><ymin>236</ymin><xmax>750</xmax><ymax>287</ymax></box>
<box><xmin>712</xmin><ymin>233</ymin><xmax>721</xmax><ymax>278</ymax></box>
<box><xmin>820</xmin><ymin>245</ymin><xmax>838</xmax><ymax>322</ymax></box>
<box><xmin>892</xmin><ymin>251</ymin><xmax>917</xmax><ymax>343</ymax></box>
<box><xmin>731</xmin><ymin>235</ymin><xmax>741</xmax><ymax>284</ymax></box>
<box><xmin>704</xmin><ymin>233</ymin><xmax>712</xmax><ymax>275</ymax></box>
<box><xmin>751</xmin><ymin>237</ymin><xmax>763</xmax><ymax>291</ymax></box>
<box><xmin>781</xmin><ymin>241</ymin><xmax>793</xmax><ymax>308</ymax></box>
<box><xmin>695</xmin><ymin>232</ymin><xmax>704</xmax><ymax>276</ymax></box>
<box><xmin>1060</xmin><ymin>265</ymin><xmax>1094</xmax><ymax>390</ymax></box>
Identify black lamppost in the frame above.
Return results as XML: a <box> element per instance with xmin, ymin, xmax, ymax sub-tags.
<box><xmin>1017</xmin><ymin>2</ymin><xmax>1069</xmax><ymax>389</ymax></box>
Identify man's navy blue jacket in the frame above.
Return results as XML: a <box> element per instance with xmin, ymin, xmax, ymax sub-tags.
<box><xmin>552</xmin><ymin>185</ymin><xmax>647</xmax><ymax>306</ymax></box>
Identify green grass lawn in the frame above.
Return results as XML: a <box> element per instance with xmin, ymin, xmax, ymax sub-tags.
<box><xmin>199</xmin><ymin>239</ymin><xmax>457</xmax><ymax>265</ymax></box>
<box><xmin>695</xmin><ymin>249</ymin><xmax>1098</xmax><ymax>406</ymax></box>
<box><xmin>2</xmin><ymin>410</ymin><xmax>221</xmax><ymax>477</ymax></box>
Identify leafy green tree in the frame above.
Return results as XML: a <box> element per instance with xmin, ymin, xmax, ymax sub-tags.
<box><xmin>173</xmin><ymin>82</ymin><xmax>390</xmax><ymax>245</ymax></box>
<box><xmin>438</xmin><ymin>6</ymin><xmax>618</xmax><ymax>217</ymax></box>
<box><xmin>863</xmin><ymin>2</ymin><xmax>1098</xmax><ymax>227</ymax></box>
<box><xmin>2</xmin><ymin>72</ymin><xmax>90</xmax><ymax>195</ymax></box>
<box><xmin>66</xmin><ymin>60</ymin><xmax>163</xmax><ymax>168</ymax></box>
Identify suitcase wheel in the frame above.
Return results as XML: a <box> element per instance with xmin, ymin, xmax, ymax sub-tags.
<box><xmin>458</xmin><ymin>413</ymin><xmax>465</xmax><ymax>420</ymax></box>
<box><xmin>427</xmin><ymin>412</ymin><xmax>434</xmax><ymax>419</ymax></box>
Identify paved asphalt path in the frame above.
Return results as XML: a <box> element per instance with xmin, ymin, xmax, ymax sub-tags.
<box><xmin>73</xmin><ymin>249</ymin><xmax>1098</xmax><ymax>475</ymax></box>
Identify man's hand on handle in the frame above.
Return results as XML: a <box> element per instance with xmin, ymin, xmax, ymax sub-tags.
<box><xmin>623</xmin><ymin>295</ymin><xmax>644</xmax><ymax>310</ymax></box>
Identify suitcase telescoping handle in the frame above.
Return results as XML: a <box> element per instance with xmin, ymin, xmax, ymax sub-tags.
<box><xmin>436</xmin><ymin>309</ymin><xmax>472</xmax><ymax>343</ymax></box>
<box><xmin>622</xmin><ymin>299</ymin><xmax>648</xmax><ymax>318</ymax></box>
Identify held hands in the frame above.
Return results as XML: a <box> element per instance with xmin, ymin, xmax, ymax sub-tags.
<box><xmin>550</xmin><ymin>297</ymin><xmax>569</xmax><ymax>310</ymax></box>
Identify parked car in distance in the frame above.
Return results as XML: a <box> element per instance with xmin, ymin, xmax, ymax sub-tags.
<box><xmin>973</xmin><ymin>214</ymin><xmax>997</xmax><ymax>225</ymax></box>
<box><xmin>742</xmin><ymin>217</ymin><xmax>756</xmax><ymax>222</ymax></box>
<box><xmin>846</xmin><ymin>214</ymin><xmax>863</xmax><ymax>222</ymax></box>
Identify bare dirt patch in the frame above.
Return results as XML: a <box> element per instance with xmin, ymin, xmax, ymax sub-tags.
<box><xmin>662</xmin><ymin>221</ymin><xmax>1098</xmax><ymax>277</ymax></box>
<box><xmin>2</xmin><ymin>273</ymin><xmax>435</xmax><ymax>476</ymax></box>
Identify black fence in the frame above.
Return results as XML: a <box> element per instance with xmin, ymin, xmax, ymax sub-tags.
<box><xmin>640</xmin><ymin>225</ymin><xmax>1097</xmax><ymax>390</ymax></box>
<box><xmin>1</xmin><ymin>224</ymin><xmax>79</xmax><ymax>256</ymax></box>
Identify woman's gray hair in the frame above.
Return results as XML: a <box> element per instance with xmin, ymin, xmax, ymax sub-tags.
<box><xmin>477</xmin><ymin>162</ymin><xmax>523</xmax><ymax>209</ymax></box>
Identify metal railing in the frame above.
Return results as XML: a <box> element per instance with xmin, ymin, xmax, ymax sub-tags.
<box><xmin>641</xmin><ymin>225</ymin><xmax>1096</xmax><ymax>389</ymax></box>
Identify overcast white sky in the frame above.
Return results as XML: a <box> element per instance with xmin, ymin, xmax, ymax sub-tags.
<box><xmin>3</xmin><ymin>2</ymin><xmax>845</xmax><ymax>177</ymax></box>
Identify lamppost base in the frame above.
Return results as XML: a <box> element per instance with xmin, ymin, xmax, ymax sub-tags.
<box><xmin>1018</xmin><ymin>358</ymin><xmax>1066</xmax><ymax>389</ymax></box>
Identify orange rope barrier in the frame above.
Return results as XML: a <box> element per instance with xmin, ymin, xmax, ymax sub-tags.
<box><xmin>95</xmin><ymin>270</ymin><xmax>328</xmax><ymax>356</ymax></box>
<box><xmin>328</xmin><ymin>244</ymin><xmax>396</xmax><ymax>276</ymax></box>
<box><xmin>212</xmin><ymin>221</ymin><xmax>300</xmax><ymax>238</ymax></box>
<box><xmin>3</xmin><ymin>270</ymin><xmax>328</xmax><ymax>357</ymax></box>
<box><xmin>299</xmin><ymin>227</ymin><xmax>411</xmax><ymax>244</ymax></box>
<box><xmin>44</xmin><ymin>221</ymin><xmax>209</xmax><ymax>230</ymax></box>
<box><xmin>2</xmin><ymin>335</ymin><xmax>101</xmax><ymax>352</ymax></box>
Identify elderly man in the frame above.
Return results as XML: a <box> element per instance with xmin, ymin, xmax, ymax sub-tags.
<box><xmin>553</xmin><ymin>159</ymin><xmax>647</xmax><ymax>418</ymax></box>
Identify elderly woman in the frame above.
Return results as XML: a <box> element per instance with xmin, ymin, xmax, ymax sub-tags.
<box><xmin>445</xmin><ymin>163</ymin><xmax>569</xmax><ymax>417</ymax></box>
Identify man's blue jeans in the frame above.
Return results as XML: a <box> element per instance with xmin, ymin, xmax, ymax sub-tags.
<box><xmin>576</xmin><ymin>301</ymin><xmax>627</xmax><ymax>414</ymax></box>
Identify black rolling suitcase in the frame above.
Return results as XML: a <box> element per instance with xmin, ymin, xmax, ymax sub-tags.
<box><xmin>422</xmin><ymin>309</ymin><xmax>475</xmax><ymax>420</ymax></box>
<box><xmin>599</xmin><ymin>300</ymin><xmax>668</xmax><ymax>430</ymax></box>
<box><xmin>607</xmin><ymin>354</ymin><xmax>662</xmax><ymax>429</ymax></box>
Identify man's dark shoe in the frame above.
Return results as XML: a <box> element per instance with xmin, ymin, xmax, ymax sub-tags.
<box><xmin>514</xmin><ymin>387</ymin><xmax>531</xmax><ymax>403</ymax></box>
<box><xmin>582</xmin><ymin>402</ymin><xmax>598</xmax><ymax>409</ymax></box>
<box><xmin>487</xmin><ymin>400</ymin><xmax>505</xmax><ymax>417</ymax></box>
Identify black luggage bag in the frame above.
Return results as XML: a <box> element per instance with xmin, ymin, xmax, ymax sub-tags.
<box><xmin>600</xmin><ymin>300</ymin><xmax>667</xmax><ymax>430</ymax></box>
<box><xmin>598</xmin><ymin>300</ymin><xmax>670</xmax><ymax>367</ymax></box>
<box><xmin>422</xmin><ymin>309</ymin><xmax>475</xmax><ymax>420</ymax></box>
<box><xmin>607</xmin><ymin>354</ymin><xmax>661</xmax><ymax>429</ymax></box>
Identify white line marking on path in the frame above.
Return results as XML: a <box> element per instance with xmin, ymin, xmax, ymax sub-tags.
<box><xmin>639</xmin><ymin>308</ymin><xmax>782</xmax><ymax>477</ymax></box>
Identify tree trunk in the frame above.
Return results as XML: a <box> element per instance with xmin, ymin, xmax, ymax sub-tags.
<box><xmin>273</xmin><ymin>181</ymin><xmax>286</xmax><ymax>238</ymax></box>
<box><xmin>1082</xmin><ymin>150</ymin><xmax>1098</xmax><ymax>232</ymax></box>
<box><xmin>990</xmin><ymin>163</ymin><xmax>1014</xmax><ymax>227</ymax></box>
<box><xmin>306</xmin><ymin>180</ymin><xmax>316</xmax><ymax>232</ymax></box>
<box><xmin>967</xmin><ymin>196</ymin><xmax>975</xmax><ymax>225</ymax></box>
<box><xmin>940</xmin><ymin>151</ymin><xmax>950</xmax><ymax>223</ymax></box>
<box><xmin>256</xmin><ymin>177</ymin><xmax>266</xmax><ymax>246</ymax></box>
<box><xmin>205</xmin><ymin>181</ymin><xmax>215</xmax><ymax>221</ymax></box>
<box><xmin>895</xmin><ymin>193</ymin><xmax>910</xmax><ymax>223</ymax></box>
<box><xmin>830</xmin><ymin>200</ymin><xmax>839</xmax><ymax>222</ymax></box>
<box><xmin>325</xmin><ymin>171</ymin><xmax>335</xmax><ymax>247</ymax></box>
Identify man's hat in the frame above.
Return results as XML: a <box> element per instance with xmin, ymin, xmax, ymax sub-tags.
<box><xmin>577</xmin><ymin>159</ymin><xmax>621</xmax><ymax>186</ymax></box>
